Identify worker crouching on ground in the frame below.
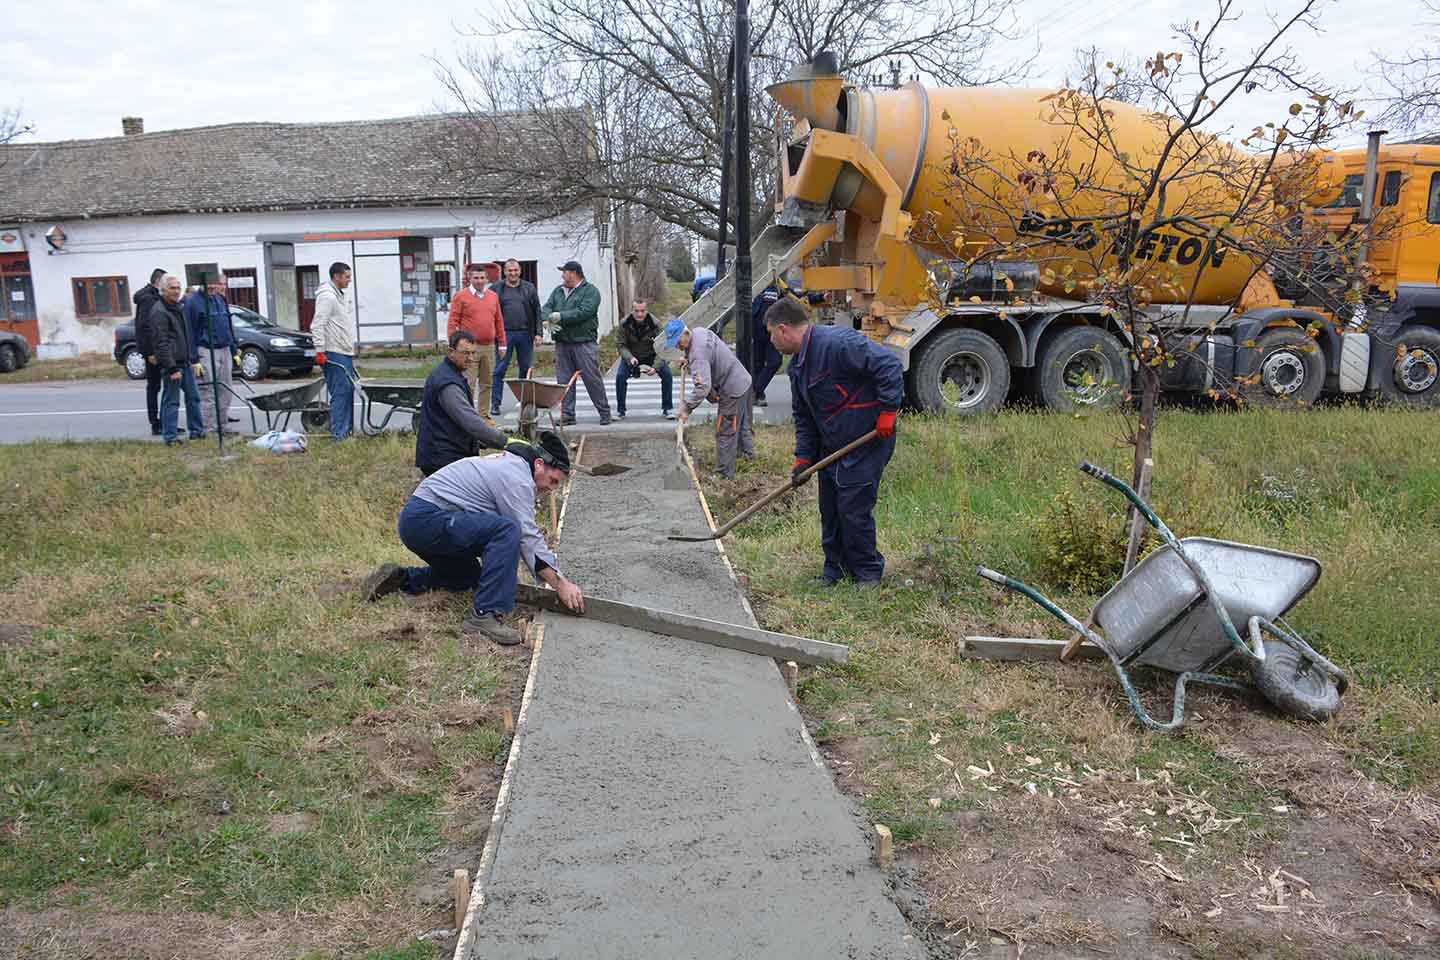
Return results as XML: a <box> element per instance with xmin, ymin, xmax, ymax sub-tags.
<box><xmin>765</xmin><ymin>298</ymin><xmax>903</xmax><ymax>589</ymax></box>
<box><xmin>363</xmin><ymin>431</ymin><xmax>585</xmax><ymax>645</ymax></box>
<box><xmin>416</xmin><ymin>330</ymin><xmax>508</xmax><ymax>477</ymax></box>
<box><xmin>665</xmin><ymin>317</ymin><xmax>754</xmax><ymax>478</ymax></box>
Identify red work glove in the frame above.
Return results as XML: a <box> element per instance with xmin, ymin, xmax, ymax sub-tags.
<box><xmin>876</xmin><ymin>410</ymin><xmax>897</xmax><ymax>438</ymax></box>
<box><xmin>315</xmin><ymin>351</ymin><xmax>328</xmax><ymax>366</ymax></box>
<box><xmin>791</xmin><ymin>458</ymin><xmax>812</xmax><ymax>488</ymax></box>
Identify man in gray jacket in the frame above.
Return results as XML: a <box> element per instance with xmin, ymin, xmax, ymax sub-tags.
<box><xmin>664</xmin><ymin>318</ymin><xmax>754</xmax><ymax>478</ymax></box>
<box><xmin>311</xmin><ymin>262</ymin><xmax>355</xmax><ymax>439</ymax></box>
<box><xmin>362</xmin><ymin>431</ymin><xmax>585</xmax><ymax>645</ymax></box>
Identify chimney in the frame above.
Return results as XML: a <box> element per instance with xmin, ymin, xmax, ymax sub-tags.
<box><xmin>122</xmin><ymin>117</ymin><xmax>144</xmax><ymax>136</ymax></box>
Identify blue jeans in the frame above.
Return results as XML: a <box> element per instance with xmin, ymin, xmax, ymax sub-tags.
<box><xmin>490</xmin><ymin>336</ymin><xmax>535</xmax><ymax>414</ymax></box>
<box><xmin>160</xmin><ymin>365</ymin><xmax>205</xmax><ymax>442</ymax></box>
<box><xmin>396</xmin><ymin>496</ymin><xmax>521</xmax><ymax>616</ymax></box>
<box><xmin>615</xmin><ymin>359</ymin><xmax>673</xmax><ymax>416</ymax></box>
<box><xmin>323</xmin><ymin>354</ymin><xmax>355</xmax><ymax>439</ymax></box>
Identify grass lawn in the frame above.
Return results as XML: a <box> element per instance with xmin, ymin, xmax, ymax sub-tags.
<box><xmin>0</xmin><ymin>434</ymin><xmax>529</xmax><ymax>958</ymax></box>
<box><xmin>2</xmin><ymin>354</ymin><xmax>129</xmax><ymax>383</ymax></box>
<box><xmin>696</xmin><ymin>407</ymin><xmax>1440</xmax><ymax>956</ymax></box>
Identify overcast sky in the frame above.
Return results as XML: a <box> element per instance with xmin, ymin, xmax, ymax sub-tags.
<box><xmin>0</xmin><ymin>0</ymin><xmax>1429</xmax><ymax>145</ymax></box>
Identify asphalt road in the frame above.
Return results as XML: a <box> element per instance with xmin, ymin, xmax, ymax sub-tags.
<box><xmin>0</xmin><ymin>371</ymin><xmax>793</xmax><ymax>444</ymax></box>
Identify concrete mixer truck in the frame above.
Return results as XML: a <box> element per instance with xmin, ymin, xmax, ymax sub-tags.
<box><xmin>675</xmin><ymin>55</ymin><xmax>1440</xmax><ymax>413</ymax></box>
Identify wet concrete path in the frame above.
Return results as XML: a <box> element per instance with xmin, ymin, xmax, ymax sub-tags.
<box><xmin>461</xmin><ymin>432</ymin><xmax>921</xmax><ymax>959</ymax></box>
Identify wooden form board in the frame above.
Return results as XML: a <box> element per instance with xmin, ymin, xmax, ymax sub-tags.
<box><xmin>514</xmin><ymin>583</ymin><xmax>849</xmax><ymax>666</ymax></box>
<box><xmin>960</xmin><ymin>636</ymin><xmax>1107</xmax><ymax>662</ymax></box>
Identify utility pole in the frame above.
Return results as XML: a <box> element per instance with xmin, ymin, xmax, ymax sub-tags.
<box><xmin>733</xmin><ymin>0</ymin><xmax>753</xmax><ymax>373</ymax></box>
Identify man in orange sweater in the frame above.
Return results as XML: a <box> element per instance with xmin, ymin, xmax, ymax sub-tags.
<box><xmin>447</xmin><ymin>263</ymin><xmax>506</xmax><ymax>419</ymax></box>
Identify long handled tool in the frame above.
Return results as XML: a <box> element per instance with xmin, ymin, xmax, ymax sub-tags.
<box><xmin>667</xmin><ymin>429</ymin><xmax>879</xmax><ymax>542</ymax></box>
<box><xmin>663</xmin><ymin>420</ymin><xmax>691</xmax><ymax>490</ymax></box>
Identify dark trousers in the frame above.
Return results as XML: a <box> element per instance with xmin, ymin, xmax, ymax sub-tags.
<box><xmin>752</xmin><ymin>335</ymin><xmax>783</xmax><ymax>400</ymax></box>
<box><xmin>491</xmin><ymin>336</ymin><xmax>536</xmax><ymax>414</ymax></box>
<box><xmin>555</xmin><ymin>340</ymin><xmax>610</xmax><ymax>421</ymax></box>
<box><xmin>815</xmin><ymin>438</ymin><xmax>895</xmax><ymax>583</ymax></box>
<box><xmin>160</xmin><ymin>366</ymin><xmax>205</xmax><ymax>442</ymax></box>
<box><xmin>145</xmin><ymin>361</ymin><xmax>164</xmax><ymax>431</ymax></box>
<box><xmin>615</xmin><ymin>358</ymin><xmax>673</xmax><ymax>415</ymax></box>
<box><xmin>397</xmin><ymin>496</ymin><xmax>520</xmax><ymax>616</ymax></box>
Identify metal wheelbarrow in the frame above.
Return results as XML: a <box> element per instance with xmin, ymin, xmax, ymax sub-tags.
<box><xmin>976</xmin><ymin>460</ymin><xmax>1349</xmax><ymax>731</ymax></box>
<box><xmin>506</xmin><ymin>371</ymin><xmax>581</xmax><ymax>444</ymax></box>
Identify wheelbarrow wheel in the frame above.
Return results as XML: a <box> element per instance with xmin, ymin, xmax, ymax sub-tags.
<box><xmin>1253</xmin><ymin>637</ymin><xmax>1342</xmax><ymax>721</ymax></box>
<box><xmin>301</xmin><ymin>408</ymin><xmax>329</xmax><ymax>432</ymax></box>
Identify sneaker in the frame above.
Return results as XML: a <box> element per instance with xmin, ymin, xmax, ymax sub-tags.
<box><xmin>164</xmin><ymin>437</ymin><xmax>185</xmax><ymax>446</ymax></box>
<box><xmin>598</xmin><ymin>418</ymin><xmax>612</xmax><ymax>426</ymax></box>
<box><xmin>561</xmin><ymin>418</ymin><xmax>577</xmax><ymax>426</ymax></box>
<box><xmin>755</xmin><ymin>396</ymin><xmax>768</xmax><ymax>407</ymax></box>
<box><xmin>663</xmin><ymin>411</ymin><xmax>676</xmax><ymax>420</ymax></box>
<box><xmin>615</xmin><ymin>411</ymin><xmax>626</xmax><ymax>420</ymax></box>
<box><xmin>461</xmin><ymin>611</ymin><xmax>522</xmax><ymax>646</ymax></box>
<box><xmin>361</xmin><ymin>563</ymin><xmax>406</xmax><ymax>602</ymax></box>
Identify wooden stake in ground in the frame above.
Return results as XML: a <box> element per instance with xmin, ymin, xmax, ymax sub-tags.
<box><xmin>1123</xmin><ymin>456</ymin><xmax>1154</xmax><ymax>574</ymax></box>
<box><xmin>454</xmin><ymin>868</ymin><xmax>470</xmax><ymax>931</ymax></box>
<box><xmin>873</xmin><ymin>824</ymin><xmax>893</xmax><ymax>870</ymax></box>
<box><xmin>502</xmin><ymin>708</ymin><xmax>515</xmax><ymax>733</ymax></box>
<box><xmin>781</xmin><ymin>661</ymin><xmax>798</xmax><ymax>698</ymax></box>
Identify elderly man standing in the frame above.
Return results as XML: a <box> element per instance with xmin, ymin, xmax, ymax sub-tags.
<box><xmin>132</xmin><ymin>267</ymin><xmax>167</xmax><ymax>435</ymax></box>
<box><xmin>489</xmin><ymin>258</ymin><xmax>542</xmax><ymax>417</ymax></box>
<box><xmin>543</xmin><ymin>259</ymin><xmax>610</xmax><ymax>426</ymax></box>
<box><xmin>362</xmin><ymin>431</ymin><xmax>586</xmax><ymax>645</ymax></box>
<box><xmin>417</xmin><ymin>331</ymin><xmax>508</xmax><ymax>476</ymax></box>
<box><xmin>312</xmin><ymin>262</ymin><xmax>356</xmax><ymax>440</ymax></box>
<box><xmin>184</xmin><ymin>272</ymin><xmax>239</xmax><ymax>435</ymax></box>
<box><xmin>664</xmin><ymin>318</ymin><xmax>753</xmax><ymax>478</ymax></box>
<box><xmin>448</xmin><ymin>263</ymin><xmax>505</xmax><ymax>419</ymax></box>
<box><xmin>764</xmin><ymin>297</ymin><xmax>903</xmax><ymax>589</ymax></box>
<box><xmin>150</xmin><ymin>275</ymin><xmax>206</xmax><ymax>446</ymax></box>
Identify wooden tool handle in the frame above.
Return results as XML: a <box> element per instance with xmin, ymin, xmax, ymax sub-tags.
<box><xmin>710</xmin><ymin>430</ymin><xmax>880</xmax><ymax>538</ymax></box>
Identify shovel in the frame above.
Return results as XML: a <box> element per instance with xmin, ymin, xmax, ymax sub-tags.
<box><xmin>667</xmin><ymin>430</ymin><xmax>880</xmax><ymax>542</ymax></box>
<box><xmin>662</xmin><ymin>420</ymin><xmax>691</xmax><ymax>490</ymax></box>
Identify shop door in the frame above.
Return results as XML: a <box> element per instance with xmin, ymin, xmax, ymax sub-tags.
<box><xmin>0</xmin><ymin>254</ymin><xmax>39</xmax><ymax>348</ymax></box>
<box><xmin>224</xmin><ymin>267</ymin><xmax>260</xmax><ymax>312</ymax></box>
<box><xmin>296</xmin><ymin>266</ymin><xmax>320</xmax><ymax>331</ymax></box>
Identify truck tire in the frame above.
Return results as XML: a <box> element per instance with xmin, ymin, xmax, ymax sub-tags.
<box><xmin>1035</xmin><ymin>326</ymin><xmax>1128</xmax><ymax>412</ymax></box>
<box><xmin>1252</xmin><ymin>638</ymin><xmax>1341</xmax><ymax>721</ymax></box>
<box><xmin>909</xmin><ymin>328</ymin><xmax>1010</xmax><ymax>415</ymax></box>
<box><xmin>1239</xmin><ymin>328</ymin><xmax>1324</xmax><ymax>408</ymax></box>
<box><xmin>1379</xmin><ymin>325</ymin><xmax>1440</xmax><ymax>408</ymax></box>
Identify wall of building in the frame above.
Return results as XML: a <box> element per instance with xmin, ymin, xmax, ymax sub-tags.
<box><xmin>18</xmin><ymin>205</ymin><xmax>613</xmax><ymax>354</ymax></box>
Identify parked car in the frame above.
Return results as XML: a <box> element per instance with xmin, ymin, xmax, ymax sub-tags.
<box><xmin>113</xmin><ymin>305</ymin><xmax>316</xmax><ymax>380</ymax></box>
<box><xmin>0</xmin><ymin>330</ymin><xmax>32</xmax><ymax>374</ymax></box>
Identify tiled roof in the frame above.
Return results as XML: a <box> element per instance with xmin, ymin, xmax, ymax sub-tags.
<box><xmin>0</xmin><ymin>110</ymin><xmax>585</xmax><ymax>222</ymax></box>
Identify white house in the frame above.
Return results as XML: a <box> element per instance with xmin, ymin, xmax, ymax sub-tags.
<box><xmin>0</xmin><ymin>113</ymin><xmax>617</xmax><ymax>356</ymax></box>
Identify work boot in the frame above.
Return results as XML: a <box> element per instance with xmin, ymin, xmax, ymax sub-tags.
<box><xmin>361</xmin><ymin>563</ymin><xmax>406</xmax><ymax>602</ymax></box>
<box><xmin>855</xmin><ymin>579</ymin><xmax>881</xmax><ymax>592</ymax></box>
<box><xmin>462</xmin><ymin>610</ymin><xmax>521</xmax><ymax>646</ymax></box>
<box><xmin>810</xmin><ymin>574</ymin><xmax>840</xmax><ymax>588</ymax></box>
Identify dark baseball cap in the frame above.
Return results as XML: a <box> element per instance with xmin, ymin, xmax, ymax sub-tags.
<box><xmin>535</xmin><ymin>430</ymin><xmax>571</xmax><ymax>473</ymax></box>
<box><xmin>557</xmin><ymin>259</ymin><xmax>584</xmax><ymax>275</ymax></box>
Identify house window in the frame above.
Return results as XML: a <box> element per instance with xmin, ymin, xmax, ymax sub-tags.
<box><xmin>71</xmin><ymin>276</ymin><xmax>131</xmax><ymax>318</ymax></box>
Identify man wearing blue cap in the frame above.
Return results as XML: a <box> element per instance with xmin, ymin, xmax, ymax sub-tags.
<box><xmin>764</xmin><ymin>297</ymin><xmax>903</xmax><ymax>589</ymax></box>
<box><xmin>665</xmin><ymin>317</ymin><xmax>753</xmax><ymax>478</ymax></box>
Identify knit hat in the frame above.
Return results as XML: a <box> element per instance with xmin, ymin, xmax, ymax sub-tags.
<box><xmin>664</xmin><ymin>317</ymin><xmax>686</xmax><ymax>349</ymax></box>
<box><xmin>535</xmin><ymin>430</ymin><xmax>571</xmax><ymax>473</ymax></box>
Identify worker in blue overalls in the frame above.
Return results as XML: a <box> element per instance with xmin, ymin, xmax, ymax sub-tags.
<box><xmin>750</xmin><ymin>285</ymin><xmax>783</xmax><ymax>406</ymax></box>
<box><xmin>764</xmin><ymin>296</ymin><xmax>904</xmax><ymax>589</ymax></box>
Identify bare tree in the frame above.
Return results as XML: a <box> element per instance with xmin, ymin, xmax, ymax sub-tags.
<box><xmin>1069</xmin><ymin>46</ymin><xmax>1149</xmax><ymax>106</ymax></box>
<box><xmin>1373</xmin><ymin>0</ymin><xmax>1440</xmax><ymax>135</ymax></box>
<box><xmin>1</xmin><ymin>107</ymin><xmax>33</xmax><ymax>152</ymax></box>
<box><xmin>936</xmin><ymin>0</ymin><xmax>1370</xmax><ymax>535</ymax></box>
<box><xmin>434</xmin><ymin>0</ymin><xmax>1027</xmax><ymax>245</ymax></box>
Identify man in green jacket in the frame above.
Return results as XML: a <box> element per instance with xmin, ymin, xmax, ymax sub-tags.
<box><xmin>542</xmin><ymin>259</ymin><xmax>611</xmax><ymax>425</ymax></box>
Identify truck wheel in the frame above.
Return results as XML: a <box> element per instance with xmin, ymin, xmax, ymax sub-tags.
<box><xmin>0</xmin><ymin>344</ymin><xmax>19</xmax><ymax>374</ymax></box>
<box><xmin>1240</xmin><ymin>328</ymin><xmax>1324</xmax><ymax>408</ymax></box>
<box><xmin>1035</xmin><ymin>326</ymin><xmax>1128</xmax><ymax>412</ymax></box>
<box><xmin>1252</xmin><ymin>638</ymin><xmax>1341</xmax><ymax>721</ymax></box>
<box><xmin>1380</xmin><ymin>325</ymin><xmax>1440</xmax><ymax>408</ymax></box>
<box><xmin>910</xmin><ymin>328</ymin><xmax>1010</xmax><ymax>415</ymax></box>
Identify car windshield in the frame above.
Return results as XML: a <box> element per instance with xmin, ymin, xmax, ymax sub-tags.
<box><xmin>230</xmin><ymin>306</ymin><xmax>301</xmax><ymax>333</ymax></box>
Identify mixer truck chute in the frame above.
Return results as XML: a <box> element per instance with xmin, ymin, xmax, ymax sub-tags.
<box><xmin>701</xmin><ymin>55</ymin><xmax>1440</xmax><ymax>414</ymax></box>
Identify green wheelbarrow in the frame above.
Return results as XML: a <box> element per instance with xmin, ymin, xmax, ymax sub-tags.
<box><xmin>976</xmin><ymin>460</ymin><xmax>1349</xmax><ymax>731</ymax></box>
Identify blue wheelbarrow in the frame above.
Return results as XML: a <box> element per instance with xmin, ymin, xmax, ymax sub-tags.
<box><xmin>976</xmin><ymin>460</ymin><xmax>1349</xmax><ymax>731</ymax></box>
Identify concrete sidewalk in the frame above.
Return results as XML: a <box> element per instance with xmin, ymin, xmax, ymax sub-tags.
<box><xmin>461</xmin><ymin>433</ymin><xmax>920</xmax><ymax>959</ymax></box>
